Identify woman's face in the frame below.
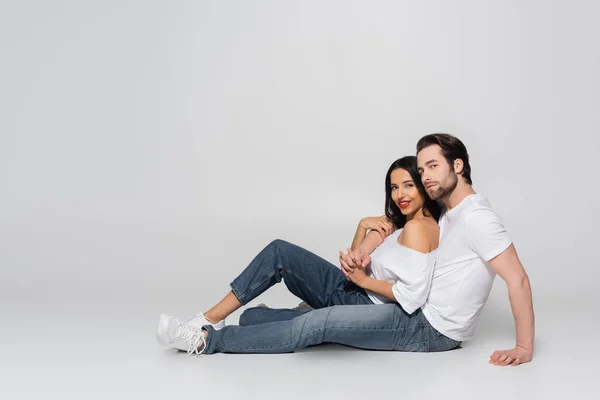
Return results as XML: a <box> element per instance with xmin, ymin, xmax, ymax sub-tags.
<box><xmin>390</xmin><ymin>168</ymin><xmax>425</xmax><ymax>216</ymax></box>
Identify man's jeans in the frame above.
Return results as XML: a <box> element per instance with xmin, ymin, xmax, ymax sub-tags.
<box><xmin>203</xmin><ymin>239</ymin><xmax>461</xmax><ymax>354</ymax></box>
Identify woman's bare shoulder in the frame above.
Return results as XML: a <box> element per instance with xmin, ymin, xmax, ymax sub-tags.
<box><xmin>399</xmin><ymin>218</ymin><xmax>439</xmax><ymax>253</ymax></box>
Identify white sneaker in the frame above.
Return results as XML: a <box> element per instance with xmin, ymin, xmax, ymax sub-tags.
<box><xmin>156</xmin><ymin>314</ymin><xmax>207</xmax><ymax>356</ymax></box>
<box><xmin>185</xmin><ymin>313</ymin><xmax>226</xmax><ymax>330</ymax></box>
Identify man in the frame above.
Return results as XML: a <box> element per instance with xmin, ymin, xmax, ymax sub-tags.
<box><xmin>415</xmin><ymin>133</ymin><xmax>534</xmax><ymax>366</ymax></box>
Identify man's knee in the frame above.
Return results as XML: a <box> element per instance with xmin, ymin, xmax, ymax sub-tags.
<box><xmin>291</xmin><ymin>308</ymin><xmax>330</xmax><ymax>334</ymax></box>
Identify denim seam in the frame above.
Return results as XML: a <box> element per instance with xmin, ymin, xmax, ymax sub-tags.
<box><xmin>398</xmin><ymin>340</ymin><xmax>429</xmax><ymax>352</ymax></box>
<box><xmin>248</xmin><ymin>270</ymin><xmax>277</xmax><ymax>293</ymax></box>
<box><xmin>203</xmin><ymin>327</ymin><xmax>213</xmax><ymax>354</ymax></box>
<box><xmin>231</xmin><ymin>269</ymin><xmax>279</xmax><ymax>306</ymax></box>
<box><xmin>407</xmin><ymin>323</ymin><xmax>430</xmax><ymax>329</ymax></box>
<box><xmin>229</xmin><ymin>282</ymin><xmax>246</xmax><ymax>305</ymax></box>
<box><xmin>295</xmin><ymin>304</ymin><xmax>316</xmax><ymax>338</ymax></box>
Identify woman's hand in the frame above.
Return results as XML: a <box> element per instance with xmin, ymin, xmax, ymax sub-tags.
<box><xmin>359</xmin><ymin>216</ymin><xmax>394</xmax><ymax>239</ymax></box>
<box><xmin>339</xmin><ymin>248</ymin><xmax>370</xmax><ymax>270</ymax></box>
<box><xmin>339</xmin><ymin>248</ymin><xmax>370</xmax><ymax>287</ymax></box>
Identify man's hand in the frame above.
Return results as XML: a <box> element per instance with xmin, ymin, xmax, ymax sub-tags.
<box><xmin>359</xmin><ymin>216</ymin><xmax>394</xmax><ymax>239</ymax></box>
<box><xmin>489</xmin><ymin>345</ymin><xmax>533</xmax><ymax>367</ymax></box>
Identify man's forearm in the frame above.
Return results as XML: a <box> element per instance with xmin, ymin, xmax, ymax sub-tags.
<box><xmin>350</xmin><ymin>224</ymin><xmax>368</xmax><ymax>251</ymax></box>
<box><xmin>508</xmin><ymin>276</ymin><xmax>535</xmax><ymax>350</ymax></box>
<box><xmin>355</xmin><ymin>230</ymin><xmax>385</xmax><ymax>255</ymax></box>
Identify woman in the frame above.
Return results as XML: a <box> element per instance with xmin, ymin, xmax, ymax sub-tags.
<box><xmin>156</xmin><ymin>156</ymin><xmax>459</xmax><ymax>355</ymax></box>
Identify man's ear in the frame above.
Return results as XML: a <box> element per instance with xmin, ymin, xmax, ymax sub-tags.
<box><xmin>454</xmin><ymin>159</ymin><xmax>464</xmax><ymax>176</ymax></box>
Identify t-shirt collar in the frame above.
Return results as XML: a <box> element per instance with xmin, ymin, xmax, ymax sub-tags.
<box><xmin>444</xmin><ymin>193</ymin><xmax>481</xmax><ymax>221</ymax></box>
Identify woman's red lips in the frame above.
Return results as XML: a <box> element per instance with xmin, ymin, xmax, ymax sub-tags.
<box><xmin>399</xmin><ymin>201</ymin><xmax>411</xmax><ymax>209</ymax></box>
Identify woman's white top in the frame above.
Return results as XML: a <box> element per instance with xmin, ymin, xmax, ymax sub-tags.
<box><xmin>366</xmin><ymin>228</ymin><xmax>437</xmax><ymax>314</ymax></box>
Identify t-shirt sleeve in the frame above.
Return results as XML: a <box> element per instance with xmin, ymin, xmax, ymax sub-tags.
<box><xmin>465</xmin><ymin>208</ymin><xmax>512</xmax><ymax>262</ymax></box>
<box><xmin>391</xmin><ymin>252</ymin><xmax>436</xmax><ymax>314</ymax></box>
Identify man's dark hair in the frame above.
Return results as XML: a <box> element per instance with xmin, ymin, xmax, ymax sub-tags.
<box><xmin>416</xmin><ymin>133</ymin><xmax>473</xmax><ymax>185</ymax></box>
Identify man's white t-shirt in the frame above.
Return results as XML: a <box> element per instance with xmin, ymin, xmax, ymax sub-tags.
<box><xmin>421</xmin><ymin>193</ymin><xmax>512</xmax><ymax>342</ymax></box>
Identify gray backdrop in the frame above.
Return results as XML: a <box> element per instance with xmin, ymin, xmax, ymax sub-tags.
<box><xmin>1</xmin><ymin>1</ymin><xmax>598</xmax><ymax>399</ymax></box>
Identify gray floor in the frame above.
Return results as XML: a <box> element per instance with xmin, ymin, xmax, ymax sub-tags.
<box><xmin>3</xmin><ymin>280</ymin><xmax>595</xmax><ymax>400</ymax></box>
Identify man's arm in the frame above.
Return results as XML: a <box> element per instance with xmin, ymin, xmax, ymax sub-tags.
<box><xmin>355</xmin><ymin>230</ymin><xmax>385</xmax><ymax>255</ymax></box>
<box><xmin>487</xmin><ymin>244</ymin><xmax>535</xmax><ymax>366</ymax></box>
<box><xmin>350</xmin><ymin>223</ymin><xmax>368</xmax><ymax>251</ymax></box>
<box><xmin>350</xmin><ymin>216</ymin><xmax>393</xmax><ymax>251</ymax></box>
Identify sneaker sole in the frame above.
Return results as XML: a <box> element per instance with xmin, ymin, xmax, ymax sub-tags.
<box><xmin>156</xmin><ymin>313</ymin><xmax>172</xmax><ymax>347</ymax></box>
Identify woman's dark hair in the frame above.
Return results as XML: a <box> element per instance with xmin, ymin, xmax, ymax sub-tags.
<box><xmin>385</xmin><ymin>156</ymin><xmax>442</xmax><ymax>229</ymax></box>
<box><xmin>416</xmin><ymin>133</ymin><xmax>473</xmax><ymax>185</ymax></box>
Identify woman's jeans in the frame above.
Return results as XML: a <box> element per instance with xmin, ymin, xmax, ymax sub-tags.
<box><xmin>229</xmin><ymin>239</ymin><xmax>373</xmax><ymax>310</ymax></box>
<box><xmin>203</xmin><ymin>239</ymin><xmax>461</xmax><ymax>354</ymax></box>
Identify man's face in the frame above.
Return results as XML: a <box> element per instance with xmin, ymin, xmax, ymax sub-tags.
<box><xmin>417</xmin><ymin>144</ymin><xmax>458</xmax><ymax>201</ymax></box>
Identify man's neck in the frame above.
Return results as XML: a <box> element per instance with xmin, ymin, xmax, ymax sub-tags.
<box><xmin>442</xmin><ymin>182</ymin><xmax>476</xmax><ymax>210</ymax></box>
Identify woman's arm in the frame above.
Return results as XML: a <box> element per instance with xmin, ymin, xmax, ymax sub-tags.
<box><xmin>339</xmin><ymin>253</ymin><xmax>395</xmax><ymax>300</ymax></box>
<box><xmin>359</xmin><ymin>278</ymin><xmax>395</xmax><ymax>301</ymax></box>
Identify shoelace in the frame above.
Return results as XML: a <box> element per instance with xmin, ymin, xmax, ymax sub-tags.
<box><xmin>176</xmin><ymin>322</ymin><xmax>207</xmax><ymax>356</ymax></box>
<box><xmin>187</xmin><ymin>315</ymin><xmax>208</xmax><ymax>327</ymax></box>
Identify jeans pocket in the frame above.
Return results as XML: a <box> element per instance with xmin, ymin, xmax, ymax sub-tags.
<box><xmin>431</xmin><ymin>329</ymin><xmax>460</xmax><ymax>351</ymax></box>
<box><xmin>396</xmin><ymin>341</ymin><xmax>429</xmax><ymax>352</ymax></box>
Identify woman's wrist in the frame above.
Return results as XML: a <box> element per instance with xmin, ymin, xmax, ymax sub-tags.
<box><xmin>356</xmin><ymin>275</ymin><xmax>372</xmax><ymax>288</ymax></box>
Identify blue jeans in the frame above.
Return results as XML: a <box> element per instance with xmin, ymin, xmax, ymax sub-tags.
<box><xmin>203</xmin><ymin>239</ymin><xmax>461</xmax><ymax>354</ymax></box>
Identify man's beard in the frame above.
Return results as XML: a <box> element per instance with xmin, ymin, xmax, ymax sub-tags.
<box><xmin>427</xmin><ymin>171</ymin><xmax>458</xmax><ymax>200</ymax></box>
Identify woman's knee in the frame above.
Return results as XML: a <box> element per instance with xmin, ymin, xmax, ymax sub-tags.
<box><xmin>239</xmin><ymin>307</ymin><xmax>264</xmax><ymax>326</ymax></box>
<box><xmin>268</xmin><ymin>239</ymin><xmax>291</xmax><ymax>249</ymax></box>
